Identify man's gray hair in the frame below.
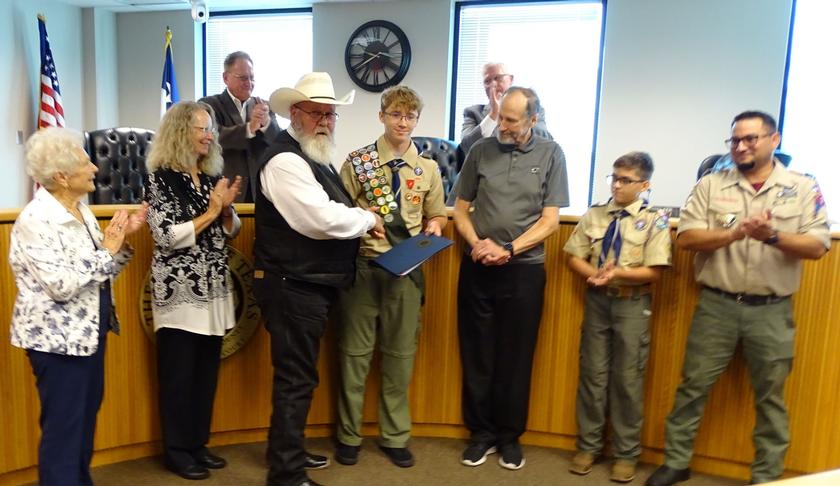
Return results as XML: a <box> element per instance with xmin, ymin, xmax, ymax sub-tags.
<box><xmin>25</xmin><ymin>127</ymin><xmax>86</xmax><ymax>190</ymax></box>
<box><xmin>224</xmin><ymin>51</ymin><xmax>253</xmax><ymax>71</ymax></box>
<box><xmin>504</xmin><ymin>86</ymin><xmax>541</xmax><ymax>119</ymax></box>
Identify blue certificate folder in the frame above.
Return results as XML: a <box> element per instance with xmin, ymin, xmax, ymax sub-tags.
<box><xmin>372</xmin><ymin>234</ymin><xmax>454</xmax><ymax>277</ymax></box>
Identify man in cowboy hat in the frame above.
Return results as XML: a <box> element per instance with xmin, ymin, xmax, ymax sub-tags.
<box><xmin>253</xmin><ymin>72</ymin><xmax>384</xmax><ymax>486</ymax></box>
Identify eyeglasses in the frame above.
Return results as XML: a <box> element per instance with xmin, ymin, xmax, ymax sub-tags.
<box><xmin>384</xmin><ymin>111</ymin><xmax>419</xmax><ymax>123</ymax></box>
<box><xmin>725</xmin><ymin>133</ymin><xmax>772</xmax><ymax>149</ymax></box>
<box><xmin>230</xmin><ymin>74</ymin><xmax>255</xmax><ymax>82</ymax></box>
<box><xmin>296</xmin><ymin>107</ymin><xmax>339</xmax><ymax>123</ymax></box>
<box><xmin>192</xmin><ymin>125</ymin><xmax>217</xmax><ymax>136</ymax></box>
<box><xmin>483</xmin><ymin>74</ymin><xmax>512</xmax><ymax>86</ymax></box>
<box><xmin>607</xmin><ymin>174</ymin><xmax>646</xmax><ymax>187</ymax></box>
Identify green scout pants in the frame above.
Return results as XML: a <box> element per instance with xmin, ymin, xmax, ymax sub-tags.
<box><xmin>664</xmin><ymin>288</ymin><xmax>794</xmax><ymax>483</ymax></box>
<box><xmin>336</xmin><ymin>258</ymin><xmax>422</xmax><ymax>448</ymax></box>
<box><xmin>575</xmin><ymin>289</ymin><xmax>652</xmax><ymax>460</ymax></box>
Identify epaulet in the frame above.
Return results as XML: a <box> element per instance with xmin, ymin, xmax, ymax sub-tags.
<box><xmin>787</xmin><ymin>170</ymin><xmax>816</xmax><ymax>180</ymax></box>
<box><xmin>591</xmin><ymin>199</ymin><xmax>609</xmax><ymax>208</ymax></box>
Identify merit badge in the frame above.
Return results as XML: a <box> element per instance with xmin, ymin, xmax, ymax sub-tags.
<box><xmin>363</xmin><ymin>182</ymin><xmax>371</xmax><ymax>191</ymax></box>
<box><xmin>412</xmin><ymin>195</ymin><xmax>421</xmax><ymax>205</ymax></box>
<box><xmin>365</xmin><ymin>192</ymin><xmax>375</xmax><ymax>201</ymax></box>
<box><xmin>414</xmin><ymin>166</ymin><xmax>423</xmax><ymax>176</ymax></box>
<box><xmin>380</xmin><ymin>205</ymin><xmax>391</xmax><ymax>215</ymax></box>
<box><xmin>370</xmin><ymin>151</ymin><xmax>379</xmax><ymax>159</ymax></box>
<box><xmin>373</xmin><ymin>160</ymin><xmax>381</xmax><ymax>168</ymax></box>
<box><xmin>384</xmin><ymin>214</ymin><xmax>394</xmax><ymax>223</ymax></box>
<box><xmin>354</xmin><ymin>165</ymin><xmax>364</xmax><ymax>174</ymax></box>
<box><xmin>716</xmin><ymin>213</ymin><xmax>737</xmax><ymax>228</ymax></box>
<box><xmin>388</xmin><ymin>201</ymin><xmax>399</xmax><ymax>211</ymax></box>
<box><xmin>352</xmin><ymin>156</ymin><xmax>361</xmax><ymax>164</ymax></box>
<box><xmin>375</xmin><ymin>167</ymin><xmax>385</xmax><ymax>177</ymax></box>
<box><xmin>363</xmin><ymin>161</ymin><xmax>373</xmax><ymax>170</ymax></box>
<box><xmin>358</xmin><ymin>174</ymin><xmax>367</xmax><ymax>183</ymax></box>
<box><xmin>406</xmin><ymin>179</ymin><xmax>415</xmax><ymax>189</ymax></box>
<box><xmin>378</xmin><ymin>176</ymin><xmax>388</xmax><ymax>185</ymax></box>
<box><xmin>381</xmin><ymin>186</ymin><xmax>392</xmax><ymax>195</ymax></box>
<box><xmin>385</xmin><ymin>194</ymin><xmax>394</xmax><ymax>202</ymax></box>
<box><xmin>377</xmin><ymin>196</ymin><xmax>387</xmax><ymax>206</ymax></box>
<box><xmin>367</xmin><ymin>144</ymin><xmax>375</xmax><ymax>151</ymax></box>
<box><xmin>373</xmin><ymin>188</ymin><xmax>383</xmax><ymax>197</ymax></box>
<box><xmin>634</xmin><ymin>219</ymin><xmax>647</xmax><ymax>231</ymax></box>
<box><xmin>361</xmin><ymin>154</ymin><xmax>371</xmax><ymax>162</ymax></box>
<box><xmin>370</xmin><ymin>178</ymin><xmax>380</xmax><ymax>188</ymax></box>
<box><xmin>364</xmin><ymin>170</ymin><xmax>374</xmax><ymax>179</ymax></box>
<box><xmin>350</xmin><ymin>151</ymin><xmax>359</xmax><ymax>157</ymax></box>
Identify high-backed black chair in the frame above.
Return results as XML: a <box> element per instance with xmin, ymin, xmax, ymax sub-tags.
<box><xmin>412</xmin><ymin>136</ymin><xmax>462</xmax><ymax>199</ymax></box>
<box><xmin>85</xmin><ymin>127</ymin><xmax>154</xmax><ymax>204</ymax></box>
<box><xmin>697</xmin><ymin>150</ymin><xmax>792</xmax><ymax>180</ymax></box>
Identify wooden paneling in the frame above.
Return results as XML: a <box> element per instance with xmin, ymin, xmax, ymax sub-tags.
<box><xmin>2</xmin><ymin>209</ymin><xmax>840</xmax><ymax>484</ymax></box>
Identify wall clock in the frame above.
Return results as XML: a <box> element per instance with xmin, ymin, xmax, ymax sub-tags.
<box><xmin>345</xmin><ymin>20</ymin><xmax>411</xmax><ymax>93</ymax></box>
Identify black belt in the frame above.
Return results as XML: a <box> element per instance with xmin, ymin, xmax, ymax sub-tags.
<box><xmin>704</xmin><ymin>286</ymin><xmax>790</xmax><ymax>306</ymax></box>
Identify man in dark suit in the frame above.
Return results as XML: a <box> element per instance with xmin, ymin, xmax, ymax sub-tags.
<box><xmin>459</xmin><ymin>62</ymin><xmax>552</xmax><ymax>159</ymax></box>
<box><xmin>200</xmin><ymin>51</ymin><xmax>280</xmax><ymax>202</ymax></box>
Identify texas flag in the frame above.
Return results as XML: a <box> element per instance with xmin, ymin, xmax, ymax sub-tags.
<box><xmin>160</xmin><ymin>27</ymin><xmax>180</xmax><ymax>117</ymax></box>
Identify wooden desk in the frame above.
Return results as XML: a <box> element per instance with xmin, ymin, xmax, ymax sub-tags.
<box><xmin>1</xmin><ymin>206</ymin><xmax>839</xmax><ymax>484</ymax></box>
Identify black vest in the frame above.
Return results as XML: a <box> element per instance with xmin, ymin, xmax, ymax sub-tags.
<box><xmin>253</xmin><ymin>130</ymin><xmax>360</xmax><ymax>288</ymax></box>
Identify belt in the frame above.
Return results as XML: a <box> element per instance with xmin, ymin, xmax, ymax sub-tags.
<box><xmin>703</xmin><ymin>286</ymin><xmax>790</xmax><ymax>306</ymax></box>
<box><xmin>593</xmin><ymin>284</ymin><xmax>652</xmax><ymax>298</ymax></box>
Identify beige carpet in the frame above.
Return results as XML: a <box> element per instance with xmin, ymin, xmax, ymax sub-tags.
<box><xmin>55</xmin><ymin>437</ymin><xmax>744</xmax><ymax>485</ymax></box>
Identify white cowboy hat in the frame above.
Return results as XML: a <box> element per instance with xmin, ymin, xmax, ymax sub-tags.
<box><xmin>269</xmin><ymin>72</ymin><xmax>355</xmax><ymax>118</ymax></box>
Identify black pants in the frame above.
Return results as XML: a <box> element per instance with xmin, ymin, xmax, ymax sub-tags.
<box><xmin>28</xmin><ymin>294</ymin><xmax>110</xmax><ymax>486</ymax></box>
<box><xmin>254</xmin><ymin>274</ymin><xmax>336</xmax><ymax>486</ymax></box>
<box><xmin>156</xmin><ymin>327</ymin><xmax>223</xmax><ymax>469</ymax></box>
<box><xmin>457</xmin><ymin>258</ymin><xmax>546</xmax><ymax>447</ymax></box>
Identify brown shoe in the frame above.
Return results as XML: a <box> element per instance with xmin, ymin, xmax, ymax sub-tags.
<box><xmin>611</xmin><ymin>459</ymin><xmax>637</xmax><ymax>483</ymax></box>
<box><xmin>569</xmin><ymin>451</ymin><xmax>595</xmax><ymax>475</ymax></box>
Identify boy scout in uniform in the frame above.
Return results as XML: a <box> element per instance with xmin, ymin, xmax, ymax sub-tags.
<box><xmin>564</xmin><ymin>152</ymin><xmax>672</xmax><ymax>483</ymax></box>
<box><xmin>647</xmin><ymin>111</ymin><xmax>829</xmax><ymax>486</ymax></box>
<box><xmin>335</xmin><ymin>86</ymin><xmax>447</xmax><ymax>468</ymax></box>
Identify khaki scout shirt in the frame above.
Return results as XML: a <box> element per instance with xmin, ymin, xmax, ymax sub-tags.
<box><xmin>677</xmin><ymin>163</ymin><xmax>830</xmax><ymax>296</ymax></box>
<box><xmin>340</xmin><ymin>135</ymin><xmax>447</xmax><ymax>257</ymax></box>
<box><xmin>564</xmin><ymin>198</ymin><xmax>672</xmax><ymax>287</ymax></box>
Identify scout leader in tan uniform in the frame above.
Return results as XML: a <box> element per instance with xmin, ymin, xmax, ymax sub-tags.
<box><xmin>564</xmin><ymin>151</ymin><xmax>672</xmax><ymax>483</ymax></box>
<box><xmin>646</xmin><ymin>111</ymin><xmax>830</xmax><ymax>486</ymax></box>
<box><xmin>336</xmin><ymin>86</ymin><xmax>447</xmax><ymax>469</ymax></box>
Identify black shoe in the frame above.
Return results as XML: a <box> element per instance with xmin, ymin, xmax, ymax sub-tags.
<box><xmin>335</xmin><ymin>443</ymin><xmax>360</xmax><ymax>466</ymax></box>
<box><xmin>461</xmin><ymin>442</ymin><xmax>497</xmax><ymax>466</ymax></box>
<box><xmin>166</xmin><ymin>462</ymin><xmax>210</xmax><ymax>480</ymax></box>
<box><xmin>193</xmin><ymin>450</ymin><xmax>226</xmax><ymax>469</ymax></box>
<box><xmin>498</xmin><ymin>442</ymin><xmax>525</xmax><ymax>470</ymax></box>
<box><xmin>379</xmin><ymin>445</ymin><xmax>414</xmax><ymax>468</ymax></box>
<box><xmin>304</xmin><ymin>451</ymin><xmax>330</xmax><ymax>470</ymax></box>
<box><xmin>646</xmin><ymin>465</ymin><xmax>691</xmax><ymax>486</ymax></box>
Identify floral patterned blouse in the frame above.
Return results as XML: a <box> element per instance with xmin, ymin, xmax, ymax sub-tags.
<box><xmin>144</xmin><ymin>169</ymin><xmax>240</xmax><ymax>336</ymax></box>
<box><xmin>9</xmin><ymin>188</ymin><xmax>133</xmax><ymax>356</ymax></box>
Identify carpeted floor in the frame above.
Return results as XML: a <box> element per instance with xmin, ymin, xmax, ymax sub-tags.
<box><xmin>54</xmin><ymin>437</ymin><xmax>743</xmax><ymax>485</ymax></box>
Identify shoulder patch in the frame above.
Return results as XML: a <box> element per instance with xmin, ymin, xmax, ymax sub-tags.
<box><xmin>653</xmin><ymin>209</ymin><xmax>670</xmax><ymax>230</ymax></box>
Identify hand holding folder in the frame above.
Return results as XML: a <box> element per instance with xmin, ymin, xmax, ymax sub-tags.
<box><xmin>372</xmin><ymin>234</ymin><xmax>454</xmax><ymax>277</ymax></box>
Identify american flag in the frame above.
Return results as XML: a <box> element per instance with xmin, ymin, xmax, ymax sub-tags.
<box><xmin>37</xmin><ymin>15</ymin><xmax>65</xmax><ymax>129</ymax></box>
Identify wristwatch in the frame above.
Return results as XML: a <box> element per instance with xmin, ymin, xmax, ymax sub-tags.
<box><xmin>764</xmin><ymin>230</ymin><xmax>780</xmax><ymax>246</ymax></box>
<box><xmin>503</xmin><ymin>242</ymin><xmax>514</xmax><ymax>256</ymax></box>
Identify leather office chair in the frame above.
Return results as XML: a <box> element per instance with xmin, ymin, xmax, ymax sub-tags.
<box><xmin>412</xmin><ymin>136</ymin><xmax>463</xmax><ymax>199</ymax></box>
<box><xmin>697</xmin><ymin>150</ymin><xmax>792</xmax><ymax>180</ymax></box>
<box><xmin>85</xmin><ymin>127</ymin><xmax>154</xmax><ymax>204</ymax></box>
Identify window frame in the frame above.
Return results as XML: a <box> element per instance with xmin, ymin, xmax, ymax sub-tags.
<box><xmin>449</xmin><ymin>0</ymin><xmax>608</xmax><ymax>206</ymax></box>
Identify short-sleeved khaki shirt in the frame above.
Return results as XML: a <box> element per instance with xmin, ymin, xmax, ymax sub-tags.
<box><xmin>677</xmin><ymin>163</ymin><xmax>830</xmax><ymax>296</ymax></box>
<box><xmin>340</xmin><ymin>135</ymin><xmax>447</xmax><ymax>257</ymax></box>
<box><xmin>564</xmin><ymin>198</ymin><xmax>672</xmax><ymax>286</ymax></box>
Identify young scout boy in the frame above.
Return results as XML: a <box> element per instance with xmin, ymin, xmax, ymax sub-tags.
<box><xmin>563</xmin><ymin>151</ymin><xmax>672</xmax><ymax>483</ymax></box>
<box><xmin>335</xmin><ymin>86</ymin><xmax>448</xmax><ymax>468</ymax></box>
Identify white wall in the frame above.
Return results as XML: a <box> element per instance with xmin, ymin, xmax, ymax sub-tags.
<box><xmin>116</xmin><ymin>10</ymin><xmax>197</xmax><ymax>132</ymax></box>
<box><xmin>313</xmin><ymin>0</ymin><xmax>452</xmax><ymax>158</ymax></box>
<box><xmin>82</xmin><ymin>8</ymin><xmax>119</xmax><ymax>131</ymax></box>
<box><xmin>594</xmin><ymin>0</ymin><xmax>792</xmax><ymax>208</ymax></box>
<box><xmin>0</xmin><ymin>0</ymin><xmax>84</xmax><ymax>209</ymax></box>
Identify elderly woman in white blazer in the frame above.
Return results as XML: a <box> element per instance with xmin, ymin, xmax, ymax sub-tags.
<box><xmin>9</xmin><ymin>127</ymin><xmax>147</xmax><ymax>486</ymax></box>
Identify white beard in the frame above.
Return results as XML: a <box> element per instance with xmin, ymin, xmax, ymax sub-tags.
<box><xmin>299</xmin><ymin>132</ymin><xmax>336</xmax><ymax>166</ymax></box>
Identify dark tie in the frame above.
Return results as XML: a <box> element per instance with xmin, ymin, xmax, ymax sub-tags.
<box><xmin>599</xmin><ymin>209</ymin><xmax>630</xmax><ymax>267</ymax></box>
<box><xmin>388</xmin><ymin>158</ymin><xmax>407</xmax><ymax>208</ymax></box>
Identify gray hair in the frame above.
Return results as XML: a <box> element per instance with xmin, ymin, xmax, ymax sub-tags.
<box><xmin>25</xmin><ymin>127</ymin><xmax>87</xmax><ymax>190</ymax></box>
<box><xmin>224</xmin><ymin>51</ymin><xmax>253</xmax><ymax>71</ymax></box>
<box><xmin>147</xmin><ymin>101</ymin><xmax>223</xmax><ymax>176</ymax></box>
<box><xmin>504</xmin><ymin>86</ymin><xmax>541</xmax><ymax>119</ymax></box>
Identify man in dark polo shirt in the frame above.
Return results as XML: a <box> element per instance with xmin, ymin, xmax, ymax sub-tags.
<box><xmin>253</xmin><ymin>72</ymin><xmax>384</xmax><ymax>486</ymax></box>
<box><xmin>453</xmin><ymin>86</ymin><xmax>569</xmax><ymax>471</ymax></box>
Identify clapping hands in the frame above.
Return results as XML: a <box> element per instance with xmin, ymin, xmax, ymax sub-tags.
<box><xmin>102</xmin><ymin>202</ymin><xmax>149</xmax><ymax>255</ymax></box>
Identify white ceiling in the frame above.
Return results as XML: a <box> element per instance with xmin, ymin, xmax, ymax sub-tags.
<box><xmin>56</xmin><ymin>0</ymin><xmax>400</xmax><ymax>13</ymax></box>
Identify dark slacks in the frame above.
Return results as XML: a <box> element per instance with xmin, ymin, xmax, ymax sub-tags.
<box><xmin>457</xmin><ymin>258</ymin><xmax>546</xmax><ymax>447</ymax></box>
<box><xmin>156</xmin><ymin>327</ymin><xmax>223</xmax><ymax>469</ymax></box>
<box><xmin>28</xmin><ymin>301</ymin><xmax>110</xmax><ymax>486</ymax></box>
<box><xmin>254</xmin><ymin>274</ymin><xmax>335</xmax><ymax>486</ymax></box>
